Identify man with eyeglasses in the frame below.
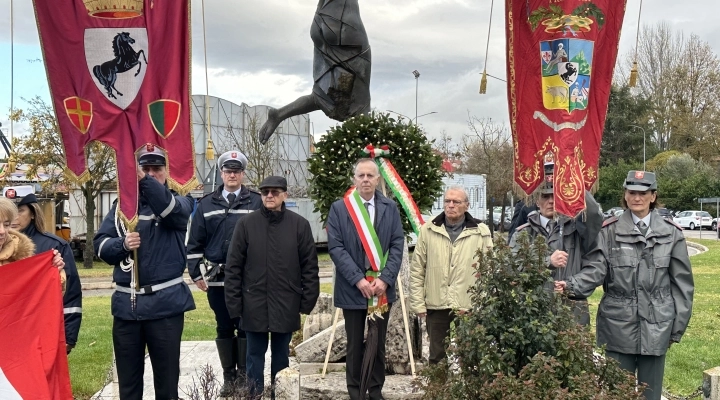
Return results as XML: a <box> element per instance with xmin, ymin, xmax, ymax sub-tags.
<box><xmin>186</xmin><ymin>150</ymin><xmax>262</xmax><ymax>396</ymax></box>
<box><xmin>225</xmin><ymin>176</ymin><xmax>319</xmax><ymax>398</ymax></box>
<box><xmin>326</xmin><ymin>158</ymin><xmax>404</xmax><ymax>400</ymax></box>
<box><xmin>409</xmin><ymin>186</ymin><xmax>493</xmax><ymax>364</ymax></box>
<box><xmin>509</xmin><ymin>157</ymin><xmax>602</xmax><ymax>326</ymax></box>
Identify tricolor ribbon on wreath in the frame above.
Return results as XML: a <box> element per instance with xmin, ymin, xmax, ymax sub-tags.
<box><xmin>343</xmin><ymin>144</ymin><xmax>425</xmax><ymax>317</ymax></box>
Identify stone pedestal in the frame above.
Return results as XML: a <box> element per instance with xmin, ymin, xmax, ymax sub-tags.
<box><xmin>303</xmin><ymin>293</ymin><xmax>343</xmax><ymax>341</ymax></box>
<box><xmin>295</xmin><ymin>320</ymin><xmax>348</xmax><ymax>363</ymax></box>
<box><xmin>704</xmin><ymin>366</ymin><xmax>720</xmax><ymax>400</ymax></box>
<box><xmin>274</xmin><ymin>367</ymin><xmax>301</xmax><ymax>400</ymax></box>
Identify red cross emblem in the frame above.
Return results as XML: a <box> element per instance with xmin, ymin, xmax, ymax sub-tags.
<box><xmin>146</xmin><ymin>143</ymin><xmax>155</xmax><ymax>152</ymax></box>
<box><xmin>635</xmin><ymin>171</ymin><xmax>645</xmax><ymax>179</ymax></box>
<box><xmin>63</xmin><ymin>96</ymin><xmax>93</xmax><ymax>134</ymax></box>
<box><xmin>231</xmin><ymin>152</ymin><xmax>237</xmax><ymax>158</ymax></box>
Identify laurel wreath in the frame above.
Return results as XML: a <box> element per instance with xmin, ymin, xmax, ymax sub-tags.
<box><xmin>308</xmin><ymin>112</ymin><xmax>444</xmax><ymax>234</ymax></box>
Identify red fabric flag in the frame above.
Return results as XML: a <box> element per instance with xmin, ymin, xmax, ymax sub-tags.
<box><xmin>33</xmin><ymin>0</ymin><xmax>197</xmax><ymax>227</ymax></box>
<box><xmin>506</xmin><ymin>0</ymin><xmax>627</xmax><ymax>216</ymax></box>
<box><xmin>0</xmin><ymin>251</ymin><xmax>73</xmax><ymax>399</ymax></box>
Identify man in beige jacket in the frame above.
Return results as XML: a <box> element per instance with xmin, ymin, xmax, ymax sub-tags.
<box><xmin>409</xmin><ymin>186</ymin><xmax>493</xmax><ymax>364</ymax></box>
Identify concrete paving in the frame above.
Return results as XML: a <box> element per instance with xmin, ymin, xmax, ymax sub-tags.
<box><xmin>91</xmin><ymin>341</ymin><xmax>421</xmax><ymax>400</ymax></box>
<box><xmin>92</xmin><ymin>341</ymin><xmax>297</xmax><ymax>399</ymax></box>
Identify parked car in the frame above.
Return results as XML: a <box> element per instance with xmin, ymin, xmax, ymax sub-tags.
<box><xmin>656</xmin><ymin>207</ymin><xmax>673</xmax><ymax>219</ymax></box>
<box><xmin>712</xmin><ymin>218</ymin><xmax>718</xmax><ymax>232</ymax></box>
<box><xmin>673</xmin><ymin>210</ymin><xmax>713</xmax><ymax>230</ymax></box>
<box><xmin>603</xmin><ymin>207</ymin><xmax>623</xmax><ymax>220</ymax></box>
<box><xmin>493</xmin><ymin>211</ymin><xmax>512</xmax><ymax>232</ymax></box>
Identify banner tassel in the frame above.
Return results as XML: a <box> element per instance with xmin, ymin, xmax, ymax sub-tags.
<box><xmin>629</xmin><ymin>0</ymin><xmax>643</xmax><ymax>87</ymax></box>
<box><xmin>629</xmin><ymin>62</ymin><xmax>638</xmax><ymax>87</ymax></box>
<box><xmin>479</xmin><ymin>0</ymin><xmax>494</xmax><ymax>95</ymax></box>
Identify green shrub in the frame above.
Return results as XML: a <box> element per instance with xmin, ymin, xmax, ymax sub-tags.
<box><xmin>419</xmin><ymin>235</ymin><xmax>643</xmax><ymax>399</ymax></box>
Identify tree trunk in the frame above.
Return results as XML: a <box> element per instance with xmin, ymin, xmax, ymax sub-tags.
<box><xmin>83</xmin><ymin>181</ymin><xmax>96</xmax><ymax>269</ymax></box>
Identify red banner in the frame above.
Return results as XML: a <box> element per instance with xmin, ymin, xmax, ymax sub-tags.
<box><xmin>0</xmin><ymin>251</ymin><xmax>73</xmax><ymax>399</ymax></box>
<box><xmin>33</xmin><ymin>0</ymin><xmax>197</xmax><ymax>226</ymax></box>
<box><xmin>506</xmin><ymin>0</ymin><xmax>626</xmax><ymax>216</ymax></box>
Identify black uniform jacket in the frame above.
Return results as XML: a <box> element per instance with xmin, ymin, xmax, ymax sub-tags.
<box><xmin>186</xmin><ymin>185</ymin><xmax>262</xmax><ymax>282</ymax></box>
<box><xmin>23</xmin><ymin>224</ymin><xmax>82</xmax><ymax>346</ymax></box>
<box><xmin>225</xmin><ymin>204</ymin><xmax>320</xmax><ymax>333</ymax></box>
<box><xmin>94</xmin><ymin>176</ymin><xmax>196</xmax><ymax>320</ymax></box>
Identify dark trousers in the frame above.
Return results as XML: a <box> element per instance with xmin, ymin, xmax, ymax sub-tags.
<box><xmin>426</xmin><ymin>309</ymin><xmax>456</xmax><ymax>364</ymax></box>
<box><xmin>343</xmin><ymin>303</ymin><xmax>392</xmax><ymax>400</ymax></box>
<box><xmin>606</xmin><ymin>351</ymin><xmax>666</xmax><ymax>400</ymax></box>
<box><xmin>245</xmin><ymin>331</ymin><xmax>293</xmax><ymax>397</ymax></box>
<box><xmin>112</xmin><ymin>314</ymin><xmax>184</xmax><ymax>400</ymax></box>
<box><xmin>207</xmin><ymin>286</ymin><xmax>244</xmax><ymax>339</ymax></box>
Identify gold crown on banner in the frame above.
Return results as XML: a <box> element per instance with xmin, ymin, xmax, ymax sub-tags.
<box><xmin>83</xmin><ymin>0</ymin><xmax>144</xmax><ymax>19</ymax></box>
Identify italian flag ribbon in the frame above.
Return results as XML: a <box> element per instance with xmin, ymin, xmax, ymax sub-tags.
<box><xmin>363</xmin><ymin>144</ymin><xmax>425</xmax><ymax>235</ymax></box>
<box><xmin>343</xmin><ymin>187</ymin><xmax>389</xmax><ymax>315</ymax></box>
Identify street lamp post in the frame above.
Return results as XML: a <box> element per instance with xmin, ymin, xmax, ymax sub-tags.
<box><xmin>412</xmin><ymin>70</ymin><xmax>420</xmax><ymax>126</ymax></box>
<box><xmin>629</xmin><ymin>124</ymin><xmax>646</xmax><ymax>171</ymax></box>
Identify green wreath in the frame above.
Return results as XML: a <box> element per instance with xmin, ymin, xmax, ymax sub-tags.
<box><xmin>308</xmin><ymin>112</ymin><xmax>444</xmax><ymax>234</ymax></box>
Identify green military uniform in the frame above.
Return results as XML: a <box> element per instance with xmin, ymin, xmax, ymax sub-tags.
<box><xmin>566</xmin><ymin>171</ymin><xmax>694</xmax><ymax>400</ymax></box>
<box><xmin>509</xmin><ymin>160</ymin><xmax>603</xmax><ymax>326</ymax></box>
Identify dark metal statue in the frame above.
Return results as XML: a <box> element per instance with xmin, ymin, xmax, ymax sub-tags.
<box><xmin>259</xmin><ymin>0</ymin><xmax>371</xmax><ymax>143</ymax></box>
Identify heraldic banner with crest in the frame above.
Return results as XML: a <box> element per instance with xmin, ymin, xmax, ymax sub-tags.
<box><xmin>506</xmin><ymin>0</ymin><xmax>627</xmax><ymax>217</ymax></box>
<box><xmin>33</xmin><ymin>0</ymin><xmax>197</xmax><ymax>226</ymax></box>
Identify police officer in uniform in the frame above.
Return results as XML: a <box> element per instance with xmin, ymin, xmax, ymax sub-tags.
<box><xmin>186</xmin><ymin>150</ymin><xmax>262</xmax><ymax>396</ymax></box>
<box><xmin>9</xmin><ymin>190</ymin><xmax>82</xmax><ymax>354</ymax></box>
<box><xmin>558</xmin><ymin>171</ymin><xmax>694</xmax><ymax>400</ymax></box>
<box><xmin>94</xmin><ymin>144</ymin><xmax>195</xmax><ymax>400</ymax></box>
<box><xmin>509</xmin><ymin>157</ymin><xmax>602</xmax><ymax>326</ymax></box>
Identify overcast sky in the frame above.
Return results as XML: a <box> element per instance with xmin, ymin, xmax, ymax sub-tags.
<box><xmin>0</xmin><ymin>0</ymin><xmax>718</xmax><ymax>145</ymax></box>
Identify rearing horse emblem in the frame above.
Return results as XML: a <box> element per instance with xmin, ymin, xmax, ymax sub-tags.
<box><xmin>85</xmin><ymin>28</ymin><xmax>149</xmax><ymax>109</ymax></box>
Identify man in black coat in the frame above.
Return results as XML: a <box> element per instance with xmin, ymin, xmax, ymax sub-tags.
<box><xmin>225</xmin><ymin>176</ymin><xmax>319</xmax><ymax>398</ymax></box>
<box><xmin>186</xmin><ymin>150</ymin><xmax>262</xmax><ymax>396</ymax></box>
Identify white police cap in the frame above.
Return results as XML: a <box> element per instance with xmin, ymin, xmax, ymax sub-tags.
<box><xmin>217</xmin><ymin>150</ymin><xmax>248</xmax><ymax>170</ymax></box>
<box><xmin>137</xmin><ymin>143</ymin><xmax>166</xmax><ymax>166</ymax></box>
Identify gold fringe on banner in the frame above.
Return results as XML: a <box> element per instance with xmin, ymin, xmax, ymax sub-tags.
<box><xmin>629</xmin><ymin>62</ymin><xmax>638</xmax><ymax>87</ymax></box>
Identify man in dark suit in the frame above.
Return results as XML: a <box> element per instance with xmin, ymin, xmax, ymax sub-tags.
<box><xmin>326</xmin><ymin>158</ymin><xmax>405</xmax><ymax>400</ymax></box>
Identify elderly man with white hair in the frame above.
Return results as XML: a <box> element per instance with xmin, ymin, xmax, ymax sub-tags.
<box><xmin>409</xmin><ymin>186</ymin><xmax>493</xmax><ymax>364</ymax></box>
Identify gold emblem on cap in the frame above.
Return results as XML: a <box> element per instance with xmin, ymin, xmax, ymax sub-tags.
<box><xmin>83</xmin><ymin>0</ymin><xmax>144</xmax><ymax>19</ymax></box>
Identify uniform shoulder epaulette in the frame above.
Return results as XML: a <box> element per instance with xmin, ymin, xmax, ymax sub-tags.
<box><xmin>515</xmin><ymin>222</ymin><xmax>530</xmax><ymax>231</ymax></box>
<box><xmin>602</xmin><ymin>217</ymin><xmax>618</xmax><ymax>227</ymax></box>
<box><xmin>663</xmin><ymin>217</ymin><xmax>684</xmax><ymax>231</ymax></box>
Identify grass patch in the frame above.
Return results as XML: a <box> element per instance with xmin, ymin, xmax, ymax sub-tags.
<box><xmin>317</xmin><ymin>249</ymin><xmax>331</xmax><ymax>263</ymax></box>
<box><xmin>71</xmin><ymin>285</ymin><xmax>334</xmax><ymax>398</ymax></box>
<box><xmin>585</xmin><ymin>238</ymin><xmax>719</xmax><ymax>396</ymax></box>
<box><xmin>76</xmin><ymin>261</ymin><xmax>114</xmax><ymax>278</ymax></box>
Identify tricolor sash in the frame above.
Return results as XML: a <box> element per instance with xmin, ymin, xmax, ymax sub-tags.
<box><xmin>343</xmin><ymin>187</ymin><xmax>389</xmax><ymax>315</ymax></box>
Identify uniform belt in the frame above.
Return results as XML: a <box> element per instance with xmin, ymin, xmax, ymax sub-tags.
<box><xmin>115</xmin><ymin>277</ymin><xmax>185</xmax><ymax>295</ymax></box>
<box><xmin>207</xmin><ymin>282</ymin><xmax>225</xmax><ymax>287</ymax></box>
